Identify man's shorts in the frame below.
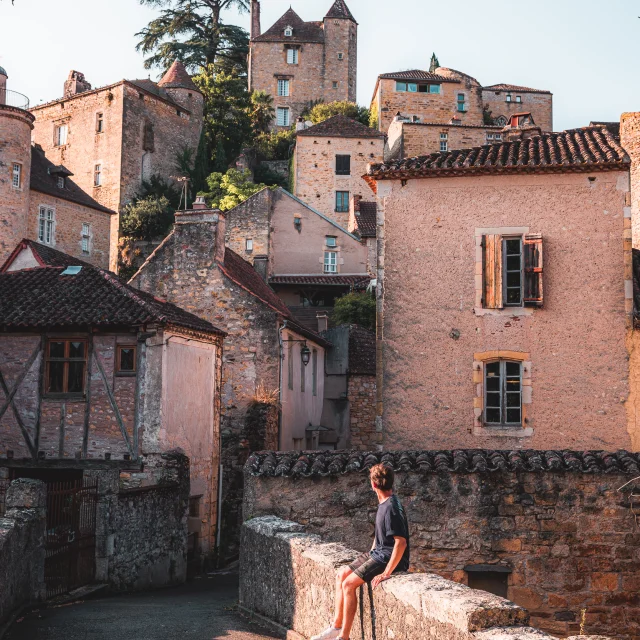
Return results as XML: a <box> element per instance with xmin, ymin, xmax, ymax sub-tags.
<box><xmin>348</xmin><ymin>552</ymin><xmax>386</xmax><ymax>583</ymax></box>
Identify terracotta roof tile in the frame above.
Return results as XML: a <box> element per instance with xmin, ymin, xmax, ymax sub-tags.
<box><xmin>367</xmin><ymin>127</ymin><xmax>630</xmax><ymax>181</ymax></box>
<box><xmin>348</xmin><ymin>325</ymin><xmax>375</xmax><ymax>375</ymax></box>
<box><xmin>354</xmin><ymin>202</ymin><xmax>376</xmax><ymax>238</ymax></box>
<box><xmin>378</xmin><ymin>70</ymin><xmax>460</xmax><ymax>83</ymax></box>
<box><xmin>158</xmin><ymin>60</ymin><xmax>200</xmax><ymax>93</ymax></box>
<box><xmin>325</xmin><ymin>0</ymin><xmax>356</xmax><ymax>21</ymax></box>
<box><xmin>298</xmin><ymin>115</ymin><xmax>384</xmax><ymax>139</ymax></box>
<box><xmin>247</xmin><ymin>449</ymin><xmax>640</xmax><ymax>477</ymax></box>
<box><xmin>1</xmin><ymin>239</ymin><xmax>93</xmax><ymax>273</ymax></box>
<box><xmin>254</xmin><ymin>8</ymin><xmax>324</xmax><ymax>43</ymax></box>
<box><xmin>483</xmin><ymin>83</ymin><xmax>551</xmax><ymax>95</ymax></box>
<box><xmin>269</xmin><ymin>275</ymin><xmax>370</xmax><ymax>287</ymax></box>
<box><xmin>29</xmin><ymin>147</ymin><xmax>115</xmax><ymax>215</ymax></box>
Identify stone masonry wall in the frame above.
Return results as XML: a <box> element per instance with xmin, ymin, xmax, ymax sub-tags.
<box><xmin>0</xmin><ymin>479</ymin><xmax>46</xmax><ymax>625</ymax></box>
<box><xmin>348</xmin><ymin>374</ymin><xmax>379</xmax><ymax>450</ymax></box>
<box><xmin>225</xmin><ymin>187</ymin><xmax>272</xmax><ymax>262</ymax></box>
<box><xmin>243</xmin><ymin>457</ymin><xmax>640</xmax><ymax>638</ymax></box>
<box><xmin>240</xmin><ymin>516</ymin><xmax>609</xmax><ymax>640</ymax></box>
<box><xmin>481</xmin><ymin>90</ymin><xmax>553</xmax><ymax>133</ymax></box>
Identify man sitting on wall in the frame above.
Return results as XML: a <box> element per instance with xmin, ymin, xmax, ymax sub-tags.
<box><xmin>311</xmin><ymin>463</ymin><xmax>410</xmax><ymax>640</ymax></box>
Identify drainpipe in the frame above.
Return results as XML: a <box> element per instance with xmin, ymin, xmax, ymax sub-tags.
<box><xmin>278</xmin><ymin>320</ymin><xmax>289</xmax><ymax>450</ymax></box>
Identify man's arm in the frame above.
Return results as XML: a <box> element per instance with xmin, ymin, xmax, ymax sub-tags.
<box><xmin>371</xmin><ymin>536</ymin><xmax>407</xmax><ymax>589</ymax></box>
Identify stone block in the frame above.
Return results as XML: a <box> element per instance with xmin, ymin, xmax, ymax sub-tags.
<box><xmin>6</xmin><ymin>478</ymin><xmax>46</xmax><ymax>510</ymax></box>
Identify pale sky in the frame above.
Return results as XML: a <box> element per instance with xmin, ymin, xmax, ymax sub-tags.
<box><xmin>1</xmin><ymin>0</ymin><xmax>638</xmax><ymax>132</ymax></box>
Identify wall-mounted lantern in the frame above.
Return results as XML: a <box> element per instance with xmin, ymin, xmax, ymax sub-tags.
<box><xmin>300</xmin><ymin>345</ymin><xmax>311</xmax><ymax>367</ymax></box>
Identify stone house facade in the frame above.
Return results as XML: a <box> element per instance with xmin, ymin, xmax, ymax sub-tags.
<box><xmin>0</xmin><ymin>68</ymin><xmax>115</xmax><ymax>268</ymax></box>
<box><xmin>294</xmin><ymin>115</ymin><xmax>385</xmax><ymax>228</ymax></box>
<box><xmin>248</xmin><ymin>0</ymin><xmax>357</xmax><ymax>129</ymax></box>
<box><xmin>29</xmin><ymin>62</ymin><xmax>204</xmax><ymax>270</ymax></box>
<box><xmin>365</xmin><ymin>123</ymin><xmax>635</xmax><ymax>451</ymax></box>
<box><xmin>0</xmin><ymin>240</ymin><xmax>225</xmax><ymax>563</ymax></box>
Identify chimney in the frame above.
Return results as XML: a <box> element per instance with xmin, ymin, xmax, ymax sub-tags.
<box><xmin>296</xmin><ymin>117</ymin><xmax>306</xmax><ymax>132</ymax></box>
<box><xmin>174</xmin><ymin>206</ymin><xmax>226</xmax><ymax>265</ymax></box>
<box><xmin>317</xmin><ymin>312</ymin><xmax>329</xmax><ymax>333</ymax></box>
<box><xmin>250</xmin><ymin>0</ymin><xmax>261</xmax><ymax>39</ymax></box>
<box><xmin>192</xmin><ymin>195</ymin><xmax>207</xmax><ymax>210</ymax></box>
<box><xmin>64</xmin><ymin>70</ymin><xmax>92</xmax><ymax>99</ymax></box>
<box><xmin>253</xmin><ymin>254</ymin><xmax>269</xmax><ymax>282</ymax></box>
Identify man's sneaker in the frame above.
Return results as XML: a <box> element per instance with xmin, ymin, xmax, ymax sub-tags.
<box><xmin>310</xmin><ymin>627</ymin><xmax>341</xmax><ymax>640</ymax></box>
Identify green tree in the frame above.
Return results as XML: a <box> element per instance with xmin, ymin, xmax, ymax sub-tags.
<box><xmin>249</xmin><ymin>91</ymin><xmax>275</xmax><ymax>135</ymax></box>
<box><xmin>200</xmin><ymin>169</ymin><xmax>268</xmax><ymax>211</ymax></box>
<box><xmin>253</xmin><ymin>129</ymin><xmax>296</xmax><ymax>161</ymax></box>
<box><xmin>332</xmin><ymin>292</ymin><xmax>376</xmax><ymax>331</ymax></box>
<box><xmin>138</xmin><ymin>175</ymin><xmax>181</xmax><ymax>210</ymax></box>
<box><xmin>369</xmin><ymin>102</ymin><xmax>379</xmax><ymax>130</ymax></box>
<box><xmin>120</xmin><ymin>195</ymin><xmax>175</xmax><ymax>240</ymax></box>
<box><xmin>136</xmin><ymin>0</ymin><xmax>249</xmax><ymax>73</ymax></box>
<box><xmin>308</xmin><ymin>101</ymin><xmax>371</xmax><ymax>127</ymax></box>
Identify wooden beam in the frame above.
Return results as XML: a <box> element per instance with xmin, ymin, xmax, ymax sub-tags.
<box><xmin>0</xmin><ymin>343</ymin><xmax>42</xmax><ymax>423</ymax></box>
<box><xmin>0</xmin><ymin>367</ymin><xmax>36</xmax><ymax>458</ymax></box>
<box><xmin>33</xmin><ymin>335</ymin><xmax>45</xmax><ymax>454</ymax></box>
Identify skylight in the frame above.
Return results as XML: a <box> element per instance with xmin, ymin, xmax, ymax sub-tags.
<box><xmin>61</xmin><ymin>266</ymin><xmax>82</xmax><ymax>276</ymax></box>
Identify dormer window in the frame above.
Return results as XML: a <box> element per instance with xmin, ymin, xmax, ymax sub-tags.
<box><xmin>56</xmin><ymin>176</ymin><xmax>65</xmax><ymax>189</ymax></box>
<box><xmin>284</xmin><ymin>25</ymin><xmax>293</xmax><ymax>37</ymax></box>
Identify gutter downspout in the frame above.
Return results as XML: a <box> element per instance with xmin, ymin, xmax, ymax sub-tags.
<box><xmin>278</xmin><ymin>320</ymin><xmax>288</xmax><ymax>450</ymax></box>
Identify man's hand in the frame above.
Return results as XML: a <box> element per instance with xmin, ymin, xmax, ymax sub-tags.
<box><xmin>371</xmin><ymin>573</ymin><xmax>391</xmax><ymax>590</ymax></box>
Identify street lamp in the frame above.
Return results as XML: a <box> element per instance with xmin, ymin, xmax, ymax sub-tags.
<box><xmin>300</xmin><ymin>345</ymin><xmax>311</xmax><ymax>367</ymax></box>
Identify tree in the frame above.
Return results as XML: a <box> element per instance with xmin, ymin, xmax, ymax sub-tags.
<box><xmin>249</xmin><ymin>91</ymin><xmax>275</xmax><ymax>135</ymax></box>
<box><xmin>254</xmin><ymin>129</ymin><xmax>296</xmax><ymax>161</ymax></box>
<box><xmin>138</xmin><ymin>174</ymin><xmax>181</xmax><ymax>210</ymax></box>
<box><xmin>136</xmin><ymin>0</ymin><xmax>250</xmax><ymax>74</ymax></box>
<box><xmin>332</xmin><ymin>292</ymin><xmax>376</xmax><ymax>331</ymax></box>
<box><xmin>120</xmin><ymin>195</ymin><xmax>175</xmax><ymax>240</ymax></box>
<box><xmin>308</xmin><ymin>101</ymin><xmax>371</xmax><ymax>127</ymax></box>
<box><xmin>199</xmin><ymin>169</ymin><xmax>268</xmax><ymax>211</ymax></box>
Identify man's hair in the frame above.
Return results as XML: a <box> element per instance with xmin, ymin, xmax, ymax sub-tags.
<box><xmin>370</xmin><ymin>463</ymin><xmax>394</xmax><ymax>491</ymax></box>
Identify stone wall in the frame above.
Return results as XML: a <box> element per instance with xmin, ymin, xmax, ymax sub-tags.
<box><xmin>240</xmin><ymin>516</ymin><xmax>610</xmax><ymax>640</ymax></box>
<box><xmin>225</xmin><ymin>187</ymin><xmax>272</xmax><ymax>262</ymax></box>
<box><xmin>0</xmin><ymin>479</ymin><xmax>46</xmax><ymax>625</ymax></box>
<box><xmin>348</xmin><ymin>374</ymin><xmax>378</xmax><ymax>450</ymax></box>
<box><xmin>243</xmin><ymin>450</ymin><xmax>640</xmax><ymax>638</ymax></box>
<box><xmin>481</xmin><ymin>89</ymin><xmax>553</xmax><ymax>133</ymax></box>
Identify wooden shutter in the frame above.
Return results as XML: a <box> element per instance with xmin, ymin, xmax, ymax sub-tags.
<box><xmin>524</xmin><ymin>234</ymin><xmax>543</xmax><ymax>307</ymax></box>
<box><xmin>482</xmin><ymin>234</ymin><xmax>503</xmax><ymax>309</ymax></box>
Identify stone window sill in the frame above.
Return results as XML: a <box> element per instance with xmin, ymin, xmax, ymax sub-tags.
<box><xmin>473</xmin><ymin>426</ymin><xmax>533</xmax><ymax>438</ymax></box>
<box><xmin>474</xmin><ymin>307</ymin><xmax>533</xmax><ymax>317</ymax></box>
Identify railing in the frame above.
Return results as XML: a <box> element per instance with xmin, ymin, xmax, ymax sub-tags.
<box><xmin>0</xmin><ymin>89</ymin><xmax>30</xmax><ymax>110</ymax></box>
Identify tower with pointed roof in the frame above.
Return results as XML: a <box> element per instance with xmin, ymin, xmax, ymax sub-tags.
<box><xmin>248</xmin><ymin>0</ymin><xmax>357</xmax><ymax>129</ymax></box>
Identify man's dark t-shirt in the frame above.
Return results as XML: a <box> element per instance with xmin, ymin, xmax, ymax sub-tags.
<box><xmin>370</xmin><ymin>494</ymin><xmax>410</xmax><ymax>571</ymax></box>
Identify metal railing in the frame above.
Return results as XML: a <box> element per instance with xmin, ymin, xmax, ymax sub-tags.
<box><xmin>0</xmin><ymin>89</ymin><xmax>30</xmax><ymax>110</ymax></box>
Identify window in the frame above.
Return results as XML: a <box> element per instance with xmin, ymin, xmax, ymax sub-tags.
<box><xmin>284</xmin><ymin>25</ymin><xmax>293</xmax><ymax>36</ymax></box>
<box><xmin>94</xmin><ymin>164</ymin><xmax>102</xmax><ymax>186</ymax></box>
<box><xmin>429</xmin><ymin>84</ymin><xmax>441</xmax><ymax>94</ymax></box>
<box><xmin>516</xmin><ymin>96</ymin><xmax>522</xmax><ymax>103</ymax></box>
<box><xmin>45</xmin><ymin>339</ymin><xmax>87</xmax><ymax>396</ymax></box>
<box><xmin>312</xmin><ymin>350</ymin><xmax>318</xmax><ymax>396</ymax></box>
<box><xmin>324</xmin><ymin>251</ymin><xmax>337</xmax><ymax>273</ymax></box>
<box><xmin>457</xmin><ymin>93</ymin><xmax>466</xmax><ymax>112</ymax></box>
<box><xmin>396</xmin><ymin>81</ymin><xmax>440</xmax><ymax>94</ymax></box>
<box><xmin>335</xmin><ymin>191</ymin><xmax>349</xmax><ymax>212</ymax></box>
<box><xmin>440</xmin><ymin>132</ymin><xmax>448</xmax><ymax>152</ymax></box>
<box><xmin>116</xmin><ymin>345</ymin><xmax>137</xmax><ymax>375</ymax></box>
<box><xmin>55</xmin><ymin>124</ymin><xmax>68</xmax><ymax>146</ymax></box>
<box><xmin>481</xmin><ymin>234</ymin><xmax>543</xmax><ymax>309</ymax></box>
<box><xmin>396</xmin><ymin>82</ymin><xmax>407</xmax><ymax>92</ymax></box>
<box><xmin>486</xmin><ymin>134</ymin><xmax>494</xmax><ymax>143</ymax></box>
<box><xmin>335</xmin><ymin>154</ymin><xmax>351</xmax><ymax>175</ymax></box>
<box><xmin>245</xmin><ymin>238</ymin><xmax>253</xmax><ymax>252</ymax></box>
<box><xmin>81</xmin><ymin>223</ymin><xmax>91</xmax><ymax>254</ymax></box>
<box><xmin>286</xmin><ymin>48</ymin><xmax>298</xmax><ymax>64</ymax></box>
<box><xmin>56</xmin><ymin>176</ymin><xmax>65</xmax><ymax>189</ymax></box>
<box><xmin>277</xmin><ymin>79</ymin><xmax>290</xmax><ymax>97</ymax></box>
<box><xmin>484</xmin><ymin>360</ymin><xmax>522</xmax><ymax>426</ymax></box>
<box><xmin>326</xmin><ymin>236</ymin><xmax>337</xmax><ymax>248</ymax></box>
<box><xmin>12</xmin><ymin>163</ymin><xmax>21</xmax><ymax>189</ymax></box>
<box><xmin>332</xmin><ymin>81</ymin><xmax>338</xmax><ymax>89</ymax></box>
<box><xmin>277</xmin><ymin>107</ymin><xmax>290</xmax><ymax>127</ymax></box>
<box><xmin>337</xmin><ymin>52</ymin><xmax>344</xmax><ymax>60</ymax></box>
<box><xmin>495</xmin><ymin>133</ymin><xmax>502</xmax><ymax>141</ymax></box>
<box><xmin>506</xmin><ymin>94</ymin><xmax>512</xmax><ymax>103</ymax></box>
<box><xmin>38</xmin><ymin>206</ymin><xmax>55</xmax><ymax>245</ymax></box>
<box><xmin>96</xmin><ymin>112</ymin><xmax>104</xmax><ymax>133</ymax></box>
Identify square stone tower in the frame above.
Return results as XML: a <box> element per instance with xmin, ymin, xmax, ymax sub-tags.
<box><xmin>248</xmin><ymin>0</ymin><xmax>357</xmax><ymax>130</ymax></box>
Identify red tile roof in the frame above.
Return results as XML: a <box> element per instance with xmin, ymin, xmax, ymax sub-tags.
<box><xmin>1</xmin><ymin>239</ymin><xmax>93</xmax><ymax>273</ymax></box>
<box><xmin>158</xmin><ymin>60</ymin><xmax>200</xmax><ymax>93</ymax></box>
<box><xmin>354</xmin><ymin>202</ymin><xmax>376</xmax><ymax>238</ymax></box>
<box><xmin>269</xmin><ymin>275</ymin><xmax>371</xmax><ymax>287</ymax></box>
<box><xmin>378</xmin><ymin>69</ymin><xmax>460</xmax><ymax>83</ymax></box>
<box><xmin>298</xmin><ymin>115</ymin><xmax>384</xmax><ymax>139</ymax></box>
<box><xmin>483</xmin><ymin>83</ymin><xmax>551</xmax><ymax>95</ymax></box>
<box><xmin>254</xmin><ymin>8</ymin><xmax>324</xmax><ymax>43</ymax></box>
<box><xmin>366</xmin><ymin>127</ymin><xmax>629</xmax><ymax>182</ymax></box>
<box><xmin>325</xmin><ymin>0</ymin><xmax>356</xmax><ymax>21</ymax></box>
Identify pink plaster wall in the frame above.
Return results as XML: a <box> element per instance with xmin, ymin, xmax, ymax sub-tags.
<box><xmin>379</xmin><ymin>170</ymin><xmax>632</xmax><ymax>450</ymax></box>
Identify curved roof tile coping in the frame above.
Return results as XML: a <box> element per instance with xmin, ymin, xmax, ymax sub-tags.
<box><xmin>247</xmin><ymin>449</ymin><xmax>640</xmax><ymax>478</ymax></box>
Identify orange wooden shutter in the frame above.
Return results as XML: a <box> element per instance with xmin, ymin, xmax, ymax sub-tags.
<box><xmin>482</xmin><ymin>234</ymin><xmax>503</xmax><ymax>309</ymax></box>
<box><xmin>524</xmin><ymin>234</ymin><xmax>543</xmax><ymax>307</ymax></box>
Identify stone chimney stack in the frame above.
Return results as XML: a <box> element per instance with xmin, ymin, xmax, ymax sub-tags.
<box><xmin>64</xmin><ymin>71</ymin><xmax>92</xmax><ymax>99</ymax></box>
<box><xmin>250</xmin><ymin>0</ymin><xmax>261</xmax><ymax>40</ymax></box>
<box><xmin>317</xmin><ymin>313</ymin><xmax>329</xmax><ymax>333</ymax></box>
<box><xmin>621</xmin><ymin>113</ymin><xmax>640</xmax><ymax>249</ymax></box>
<box><xmin>174</xmin><ymin>206</ymin><xmax>226</xmax><ymax>266</ymax></box>
<box><xmin>253</xmin><ymin>255</ymin><xmax>269</xmax><ymax>282</ymax></box>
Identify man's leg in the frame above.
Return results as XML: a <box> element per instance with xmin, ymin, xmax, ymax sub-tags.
<box><xmin>333</xmin><ymin>566</ymin><xmax>352</xmax><ymax>629</ymax></box>
<box><xmin>339</xmin><ymin>573</ymin><xmax>365</xmax><ymax>640</ymax></box>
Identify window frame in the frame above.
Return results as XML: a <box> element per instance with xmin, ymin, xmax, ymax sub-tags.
<box><xmin>12</xmin><ymin>163</ymin><xmax>22</xmax><ymax>189</ymax></box>
<box><xmin>81</xmin><ymin>223</ymin><xmax>91</xmax><ymax>255</ymax></box>
<box><xmin>276</xmin><ymin>107</ymin><xmax>290</xmax><ymax>127</ymax></box>
<box><xmin>335</xmin><ymin>154</ymin><xmax>351</xmax><ymax>176</ymax></box>
<box><xmin>38</xmin><ymin>205</ymin><xmax>55</xmax><ymax>245</ymax></box>
<box><xmin>502</xmin><ymin>236</ymin><xmax>524</xmax><ymax>307</ymax></box>
<box><xmin>277</xmin><ymin>79</ymin><xmax>290</xmax><ymax>97</ymax></box>
<box><xmin>55</xmin><ymin>123</ymin><xmax>68</xmax><ymax>147</ymax></box>
<box><xmin>94</xmin><ymin>163</ymin><xmax>102</xmax><ymax>187</ymax></box>
<box><xmin>337</xmin><ymin>52</ymin><xmax>344</xmax><ymax>60</ymax></box>
<box><xmin>326</xmin><ymin>236</ymin><xmax>337</xmax><ymax>248</ymax></box>
<box><xmin>284</xmin><ymin>25</ymin><xmax>293</xmax><ymax>37</ymax></box>
<box><xmin>335</xmin><ymin>191</ymin><xmax>349</xmax><ymax>213</ymax></box>
<box><xmin>96</xmin><ymin>112</ymin><xmax>104</xmax><ymax>133</ymax></box>
<box><xmin>44</xmin><ymin>338</ymin><xmax>88</xmax><ymax>397</ymax></box>
<box><xmin>457</xmin><ymin>93</ymin><xmax>466</xmax><ymax>112</ymax></box>
<box><xmin>483</xmin><ymin>359</ymin><xmax>523</xmax><ymax>427</ymax></box>
<box><xmin>116</xmin><ymin>344</ymin><xmax>137</xmax><ymax>376</ymax></box>
<box><xmin>324</xmin><ymin>251</ymin><xmax>338</xmax><ymax>273</ymax></box>
<box><xmin>286</xmin><ymin>48</ymin><xmax>299</xmax><ymax>64</ymax></box>
<box><xmin>245</xmin><ymin>238</ymin><xmax>253</xmax><ymax>252</ymax></box>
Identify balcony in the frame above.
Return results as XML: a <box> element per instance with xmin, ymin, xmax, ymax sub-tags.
<box><xmin>0</xmin><ymin>89</ymin><xmax>30</xmax><ymax>111</ymax></box>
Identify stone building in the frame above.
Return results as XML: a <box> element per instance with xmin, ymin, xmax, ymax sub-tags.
<box><xmin>371</xmin><ymin>63</ymin><xmax>552</xmax><ymax>156</ymax></box>
<box><xmin>293</xmin><ymin>115</ymin><xmax>385</xmax><ymax>227</ymax></box>
<box><xmin>248</xmin><ymin>0</ymin><xmax>357</xmax><ymax>129</ymax></box>
<box><xmin>0</xmin><ymin>66</ymin><xmax>115</xmax><ymax>268</ymax></box>
<box><xmin>29</xmin><ymin>61</ymin><xmax>204</xmax><ymax>270</ymax></box>
<box><xmin>0</xmin><ymin>240</ymin><xmax>225</xmax><ymax>564</ymax></box>
<box><xmin>365</xmin><ymin>122</ymin><xmax>635</xmax><ymax>451</ymax></box>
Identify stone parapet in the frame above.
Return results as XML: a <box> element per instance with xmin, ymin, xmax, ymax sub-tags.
<box><xmin>240</xmin><ymin>516</ymin><xmax>610</xmax><ymax>640</ymax></box>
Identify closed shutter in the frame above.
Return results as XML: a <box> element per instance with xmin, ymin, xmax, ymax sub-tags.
<box><xmin>524</xmin><ymin>234</ymin><xmax>543</xmax><ymax>307</ymax></box>
<box><xmin>482</xmin><ymin>234</ymin><xmax>503</xmax><ymax>309</ymax></box>
<box><xmin>336</xmin><ymin>154</ymin><xmax>351</xmax><ymax>175</ymax></box>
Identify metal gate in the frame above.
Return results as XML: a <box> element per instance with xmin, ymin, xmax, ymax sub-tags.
<box><xmin>44</xmin><ymin>480</ymin><xmax>98</xmax><ymax>599</ymax></box>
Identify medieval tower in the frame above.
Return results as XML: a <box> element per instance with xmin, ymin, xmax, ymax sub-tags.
<box><xmin>248</xmin><ymin>0</ymin><xmax>358</xmax><ymax>129</ymax></box>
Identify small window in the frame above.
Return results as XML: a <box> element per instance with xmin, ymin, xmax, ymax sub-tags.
<box><xmin>12</xmin><ymin>163</ymin><xmax>21</xmax><ymax>189</ymax></box>
<box><xmin>94</xmin><ymin>164</ymin><xmax>102</xmax><ymax>186</ymax></box>
<box><xmin>286</xmin><ymin>48</ymin><xmax>298</xmax><ymax>64</ymax></box>
<box><xmin>245</xmin><ymin>238</ymin><xmax>253</xmax><ymax>252</ymax></box>
<box><xmin>81</xmin><ymin>223</ymin><xmax>91</xmax><ymax>254</ymax></box>
<box><xmin>38</xmin><ymin>206</ymin><xmax>55</xmax><ymax>245</ymax></box>
<box><xmin>117</xmin><ymin>345</ymin><xmax>137</xmax><ymax>375</ymax></box>
<box><xmin>96</xmin><ymin>112</ymin><xmax>104</xmax><ymax>133</ymax></box>
<box><xmin>487</xmin><ymin>134</ymin><xmax>494</xmax><ymax>142</ymax></box>
<box><xmin>284</xmin><ymin>25</ymin><xmax>293</xmax><ymax>36</ymax></box>
<box><xmin>440</xmin><ymin>132</ymin><xmax>448</xmax><ymax>153</ymax></box>
<box><xmin>516</xmin><ymin>96</ymin><xmax>522</xmax><ymax>103</ymax></box>
<box><xmin>56</xmin><ymin>176</ymin><xmax>65</xmax><ymax>189</ymax></box>
<box><xmin>326</xmin><ymin>236</ymin><xmax>337</xmax><ymax>248</ymax></box>
<box><xmin>324</xmin><ymin>251</ymin><xmax>338</xmax><ymax>273</ymax></box>
<box><xmin>335</xmin><ymin>191</ymin><xmax>349</xmax><ymax>213</ymax></box>
<box><xmin>495</xmin><ymin>133</ymin><xmax>502</xmax><ymax>141</ymax></box>
<box><xmin>396</xmin><ymin>82</ymin><xmax>407</xmax><ymax>92</ymax></box>
<box><xmin>429</xmin><ymin>84</ymin><xmax>441</xmax><ymax>94</ymax></box>
<box><xmin>45</xmin><ymin>339</ymin><xmax>87</xmax><ymax>395</ymax></box>
<box><xmin>506</xmin><ymin>94</ymin><xmax>512</xmax><ymax>103</ymax></box>
<box><xmin>407</xmin><ymin>83</ymin><xmax>418</xmax><ymax>92</ymax></box>
<box><xmin>457</xmin><ymin>93</ymin><xmax>466</xmax><ymax>112</ymax></box>
<box><xmin>312</xmin><ymin>349</ymin><xmax>318</xmax><ymax>396</ymax></box>
<box><xmin>55</xmin><ymin>124</ymin><xmax>68</xmax><ymax>146</ymax></box>
<box><xmin>484</xmin><ymin>360</ymin><xmax>522</xmax><ymax>426</ymax></box>
<box><xmin>337</xmin><ymin>52</ymin><xmax>344</xmax><ymax>60</ymax></box>
<box><xmin>332</xmin><ymin>81</ymin><xmax>338</xmax><ymax>89</ymax></box>
<box><xmin>277</xmin><ymin>107</ymin><xmax>290</xmax><ymax>127</ymax></box>
<box><xmin>335</xmin><ymin>154</ymin><xmax>351</xmax><ymax>175</ymax></box>
<box><xmin>277</xmin><ymin>79</ymin><xmax>290</xmax><ymax>97</ymax></box>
